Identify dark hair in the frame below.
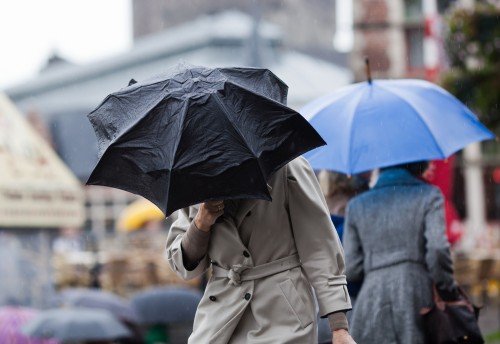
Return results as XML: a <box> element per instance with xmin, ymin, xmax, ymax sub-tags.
<box><xmin>319</xmin><ymin>171</ymin><xmax>370</xmax><ymax>198</ymax></box>
<box><xmin>381</xmin><ymin>161</ymin><xmax>430</xmax><ymax>177</ymax></box>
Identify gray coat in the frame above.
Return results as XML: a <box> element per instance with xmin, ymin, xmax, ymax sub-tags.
<box><xmin>343</xmin><ymin>168</ymin><xmax>456</xmax><ymax>344</ymax></box>
<box><xmin>165</xmin><ymin>157</ymin><xmax>351</xmax><ymax>344</ymax></box>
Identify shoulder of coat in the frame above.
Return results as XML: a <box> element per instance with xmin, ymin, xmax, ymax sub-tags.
<box><xmin>287</xmin><ymin>155</ymin><xmax>313</xmax><ymax>173</ymax></box>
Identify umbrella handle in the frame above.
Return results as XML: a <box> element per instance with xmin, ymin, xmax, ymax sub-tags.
<box><xmin>365</xmin><ymin>58</ymin><xmax>372</xmax><ymax>84</ymax></box>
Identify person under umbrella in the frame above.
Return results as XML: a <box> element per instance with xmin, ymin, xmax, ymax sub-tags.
<box><xmin>316</xmin><ymin>170</ymin><xmax>370</xmax><ymax>344</ymax></box>
<box><xmin>165</xmin><ymin>156</ymin><xmax>356</xmax><ymax>344</ymax></box>
<box><xmin>343</xmin><ymin>161</ymin><xmax>462</xmax><ymax>343</ymax></box>
<box><xmin>86</xmin><ymin>63</ymin><xmax>355</xmax><ymax>343</ymax></box>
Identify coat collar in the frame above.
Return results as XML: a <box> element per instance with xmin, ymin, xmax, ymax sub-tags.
<box><xmin>230</xmin><ymin>183</ymin><xmax>273</xmax><ymax>229</ymax></box>
<box><xmin>373</xmin><ymin>168</ymin><xmax>425</xmax><ymax>189</ymax></box>
<box><xmin>214</xmin><ymin>183</ymin><xmax>273</xmax><ymax>251</ymax></box>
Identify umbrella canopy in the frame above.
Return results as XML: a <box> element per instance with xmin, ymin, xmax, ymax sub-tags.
<box><xmin>116</xmin><ymin>198</ymin><xmax>165</xmax><ymax>232</ymax></box>
<box><xmin>0</xmin><ymin>307</ymin><xmax>57</xmax><ymax>344</ymax></box>
<box><xmin>54</xmin><ymin>288</ymin><xmax>139</xmax><ymax>323</ymax></box>
<box><xmin>22</xmin><ymin>308</ymin><xmax>131</xmax><ymax>341</ymax></box>
<box><xmin>301</xmin><ymin>79</ymin><xmax>495</xmax><ymax>174</ymax></box>
<box><xmin>87</xmin><ymin>64</ymin><xmax>325</xmax><ymax>215</ymax></box>
<box><xmin>131</xmin><ymin>287</ymin><xmax>202</xmax><ymax>325</ymax></box>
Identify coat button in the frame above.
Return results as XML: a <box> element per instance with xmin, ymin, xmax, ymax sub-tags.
<box><xmin>244</xmin><ymin>293</ymin><xmax>251</xmax><ymax>301</ymax></box>
<box><xmin>243</xmin><ymin>251</ymin><xmax>250</xmax><ymax>257</ymax></box>
<box><xmin>209</xmin><ymin>296</ymin><xmax>217</xmax><ymax>302</ymax></box>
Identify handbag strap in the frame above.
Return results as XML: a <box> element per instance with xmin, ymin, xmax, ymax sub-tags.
<box><xmin>432</xmin><ymin>284</ymin><xmax>474</xmax><ymax>312</ymax></box>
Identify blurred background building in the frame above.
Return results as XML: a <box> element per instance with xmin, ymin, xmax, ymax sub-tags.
<box><xmin>132</xmin><ymin>0</ymin><xmax>348</xmax><ymax>65</ymax></box>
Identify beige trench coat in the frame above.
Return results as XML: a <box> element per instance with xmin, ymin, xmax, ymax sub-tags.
<box><xmin>165</xmin><ymin>157</ymin><xmax>351</xmax><ymax>344</ymax></box>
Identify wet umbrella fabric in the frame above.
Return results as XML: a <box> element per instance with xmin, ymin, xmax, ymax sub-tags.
<box><xmin>130</xmin><ymin>287</ymin><xmax>202</xmax><ymax>325</ymax></box>
<box><xmin>55</xmin><ymin>288</ymin><xmax>139</xmax><ymax>323</ymax></box>
<box><xmin>301</xmin><ymin>79</ymin><xmax>495</xmax><ymax>174</ymax></box>
<box><xmin>0</xmin><ymin>307</ymin><xmax>57</xmax><ymax>344</ymax></box>
<box><xmin>87</xmin><ymin>65</ymin><xmax>325</xmax><ymax>215</ymax></box>
<box><xmin>22</xmin><ymin>308</ymin><xmax>131</xmax><ymax>341</ymax></box>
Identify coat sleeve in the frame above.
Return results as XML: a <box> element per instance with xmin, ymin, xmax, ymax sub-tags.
<box><xmin>286</xmin><ymin>157</ymin><xmax>352</xmax><ymax>316</ymax></box>
<box><xmin>164</xmin><ymin>207</ymin><xmax>210</xmax><ymax>280</ymax></box>
<box><xmin>342</xmin><ymin>201</ymin><xmax>364</xmax><ymax>282</ymax></box>
<box><xmin>423</xmin><ymin>188</ymin><xmax>457</xmax><ymax>292</ymax></box>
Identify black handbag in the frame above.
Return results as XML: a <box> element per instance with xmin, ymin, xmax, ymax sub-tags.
<box><xmin>420</xmin><ymin>285</ymin><xmax>484</xmax><ymax>344</ymax></box>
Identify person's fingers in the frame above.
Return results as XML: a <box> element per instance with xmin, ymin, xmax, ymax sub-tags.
<box><xmin>205</xmin><ymin>201</ymin><xmax>224</xmax><ymax>213</ymax></box>
<box><xmin>206</xmin><ymin>200</ymin><xmax>223</xmax><ymax>206</ymax></box>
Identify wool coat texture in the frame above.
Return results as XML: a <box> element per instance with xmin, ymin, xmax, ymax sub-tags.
<box><xmin>343</xmin><ymin>168</ymin><xmax>456</xmax><ymax>344</ymax></box>
<box><xmin>165</xmin><ymin>157</ymin><xmax>351</xmax><ymax>344</ymax></box>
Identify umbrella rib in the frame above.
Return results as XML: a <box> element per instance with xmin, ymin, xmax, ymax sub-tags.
<box><xmin>376</xmin><ymin>83</ymin><xmax>447</xmax><ymax>158</ymax></box>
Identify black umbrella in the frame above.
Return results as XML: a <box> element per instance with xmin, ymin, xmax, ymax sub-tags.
<box><xmin>86</xmin><ymin>64</ymin><xmax>325</xmax><ymax>215</ymax></box>
<box><xmin>131</xmin><ymin>287</ymin><xmax>202</xmax><ymax>325</ymax></box>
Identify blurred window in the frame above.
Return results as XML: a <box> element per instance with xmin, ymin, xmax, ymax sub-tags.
<box><xmin>403</xmin><ymin>0</ymin><xmax>424</xmax><ymax>74</ymax></box>
<box><xmin>452</xmin><ymin>161</ymin><xmax>500</xmax><ymax>221</ymax></box>
<box><xmin>405</xmin><ymin>27</ymin><xmax>425</xmax><ymax>69</ymax></box>
<box><xmin>404</xmin><ymin>0</ymin><xmax>423</xmax><ymax>21</ymax></box>
<box><xmin>437</xmin><ymin>0</ymin><xmax>457</xmax><ymax>15</ymax></box>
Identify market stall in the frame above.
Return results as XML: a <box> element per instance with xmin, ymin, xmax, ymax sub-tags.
<box><xmin>0</xmin><ymin>92</ymin><xmax>85</xmax><ymax>228</ymax></box>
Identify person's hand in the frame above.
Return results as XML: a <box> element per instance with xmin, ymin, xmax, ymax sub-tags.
<box><xmin>194</xmin><ymin>201</ymin><xmax>224</xmax><ymax>232</ymax></box>
<box><xmin>332</xmin><ymin>329</ymin><xmax>356</xmax><ymax>344</ymax></box>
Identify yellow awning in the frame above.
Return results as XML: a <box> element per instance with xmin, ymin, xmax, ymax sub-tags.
<box><xmin>0</xmin><ymin>93</ymin><xmax>85</xmax><ymax>227</ymax></box>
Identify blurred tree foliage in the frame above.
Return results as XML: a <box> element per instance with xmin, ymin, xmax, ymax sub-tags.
<box><xmin>441</xmin><ymin>2</ymin><xmax>500</xmax><ymax>135</ymax></box>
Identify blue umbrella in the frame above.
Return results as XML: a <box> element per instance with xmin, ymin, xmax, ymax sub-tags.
<box><xmin>301</xmin><ymin>78</ymin><xmax>495</xmax><ymax>174</ymax></box>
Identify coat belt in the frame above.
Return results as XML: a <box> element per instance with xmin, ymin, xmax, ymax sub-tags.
<box><xmin>212</xmin><ymin>254</ymin><xmax>301</xmax><ymax>286</ymax></box>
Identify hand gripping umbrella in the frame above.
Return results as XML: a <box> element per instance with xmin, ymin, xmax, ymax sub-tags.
<box><xmin>302</xmin><ymin>72</ymin><xmax>495</xmax><ymax>174</ymax></box>
<box><xmin>87</xmin><ymin>64</ymin><xmax>325</xmax><ymax>215</ymax></box>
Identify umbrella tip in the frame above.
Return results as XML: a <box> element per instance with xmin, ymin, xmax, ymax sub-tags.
<box><xmin>365</xmin><ymin>58</ymin><xmax>372</xmax><ymax>85</ymax></box>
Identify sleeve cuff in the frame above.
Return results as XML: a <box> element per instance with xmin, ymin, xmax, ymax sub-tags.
<box><xmin>181</xmin><ymin>222</ymin><xmax>210</xmax><ymax>270</ymax></box>
<box><xmin>327</xmin><ymin>311</ymin><xmax>349</xmax><ymax>332</ymax></box>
